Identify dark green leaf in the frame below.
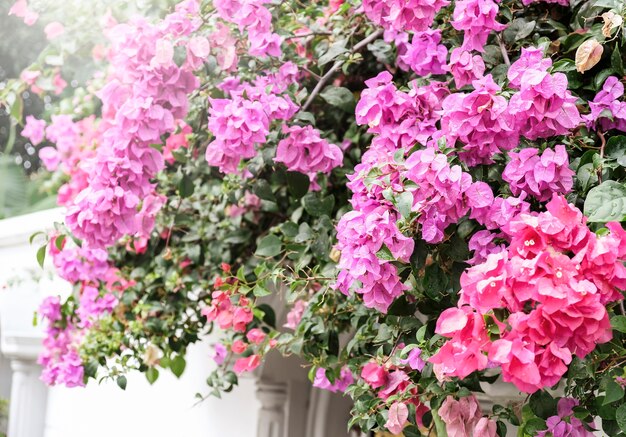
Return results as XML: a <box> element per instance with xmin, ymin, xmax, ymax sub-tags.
<box><xmin>605</xmin><ymin>379</ymin><xmax>626</xmax><ymax>404</ymax></box>
<box><xmin>178</xmin><ymin>174</ymin><xmax>194</xmax><ymax>198</ymax></box>
<box><xmin>302</xmin><ymin>193</ymin><xmax>335</xmax><ymax>217</ymax></box>
<box><xmin>613</xmin><ymin>315</ymin><xmax>626</xmax><ymax>333</ymax></box>
<box><xmin>170</xmin><ymin>355</ymin><xmax>186</xmax><ymax>378</ymax></box>
<box><xmin>286</xmin><ymin>171</ymin><xmax>310</xmax><ymax>199</ymax></box>
<box><xmin>319</xmin><ymin>86</ymin><xmax>355</xmax><ymax>112</ymax></box>
<box><xmin>257</xmin><ymin>303</ymin><xmax>276</xmax><ymax>328</ymax></box>
<box><xmin>617</xmin><ymin>404</ymin><xmax>626</xmax><ymax>433</ymax></box>
<box><xmin>529</xmin><ymin>391</ymin><xmax>557</xmax><ymax>419</ymax></box>
<box><xmin>116</xmin><ymin>375</ymin><xmax>127</xmax><ymax>390</ymax></box>
<box><xmin>255</xmin><ymin>235</ymin><xmax>282</xmax><ymax>257</ymax></box>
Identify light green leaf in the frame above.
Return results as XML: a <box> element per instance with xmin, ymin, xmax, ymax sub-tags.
<box><xmin>584</xmin><ymin>180</ymin><xmax>626</xmax><ymax>222</ymax></box>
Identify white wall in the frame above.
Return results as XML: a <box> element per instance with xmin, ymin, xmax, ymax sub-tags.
<box><xmin>44</xmin><ymin>338</ymin><xmax>260</xmax><ymax>437</ymax></box>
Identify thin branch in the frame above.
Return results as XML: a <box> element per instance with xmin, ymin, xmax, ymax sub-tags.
<box><xmin>301</xmin><ymin>28</ymin><xmax>383</xmax><ymax>112</ymax></box>
<box><xmin>285</xmin><ymin>31</ymin><xmax>332</xmax><ymax>41</ymax></box>
<box><xmin>598</xmin><ymin>130</ymin><xmax>606</xmax><ymax>183</ymax></box>
<box><xmin>498</xmin><ymin>34</ymin><xmax>511</xmax><ymax>66</ymax></box>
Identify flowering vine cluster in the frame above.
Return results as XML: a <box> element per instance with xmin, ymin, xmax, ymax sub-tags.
<box><xmin>6</xmin><ymin>0</ymin><xmax>626</xmax><ymax>435</ymax></box>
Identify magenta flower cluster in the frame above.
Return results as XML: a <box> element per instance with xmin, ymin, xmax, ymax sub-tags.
<box><xmin>335</xmin><ymin>209</ymin><xmax>413</xmax><ymax>312</ymax></box>
<box><xmin>431</xmin><ymin>196</ymin><xmax>626</xmax><ymax>393</ymax></box>
<box><xmin>451</xmin><ymin>0</ymin><xmax>506</xmax><ymax>52</ymax></box>
<box><xmin>584</xmin><ymin>76</ymin><xmax>626</xmax><ymax>132</ymax></box>
<box><xmin>503</xmin><ymin>145</ymin><xmax>574</xmax><ymax>201</ymax></box>
<box><xmin>66</xmin><ymin>1</ymin><xmax>201</xmax><ymax>249</ymax></box>
<box><xmin>213</xmin><ymin>0</ymin><xmax>282</xmax><ymax>57</ymax></box>
<box><xmin>362</xmin><ymin>0</ymin><xmax>449</xmax><ymax>33</ymax></box>
<box><xmin>205</xmin><ymin>64</ymin><xmax>299</xmax><ymax>174</ymax></box>
<box><xmin>355</xmin><ymin>71</ymin><xmax>447</xmax><ymax>153</ymax></box>
<box><xmin>447</xmin><ymin>48</ymin><xmax>485</xmax><ymax>89</ymax></box>
<box><xmin>275</xmin><ymin>125</ymin><xmax>343</xmax><ymax>188</ymax></box>
<box><xmin>404</xmin><ymin>148</ymin><xmax>476</xmax><ymax>243</ymax></box>
<box><xmin>508</xmin><ymin>48</ymin><xmax>582</xmax><ymax>140</ymax></box>
<box><xmin>38</xmin><ymin>296</ymin><xmax>85</xmax><ymax>387</ymax></box>
<box><xmin>441</xmin><ymin>75</ymin><xmax>517</xmax><ymax>166</ymax></box>
<box><xmin>396</xmin><ymin>30</ymin><xmax>447</xmax><ymax>76</ymax></box>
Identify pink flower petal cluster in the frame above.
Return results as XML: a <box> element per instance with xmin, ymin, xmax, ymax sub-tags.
<box><xmin>469</xmin><ymin>192</ymin><xmax>530</xmax><ymax>231</ymax></box>
<box><xmin>202</xmin><ymin>290</ymin><xmax>254</xmax><ymax>333</ymax></box>
<box><xmin>508</xmin><ymin>48</ymin><xmax>582</xmax><ymax>140</ymax></box>
<box><xmin>66</xmin><ymin>4</ymin><xmax>201</xmax><ymax>248</ymax></box>
<box><xmin>439</xmin><ymin>395</ymin><xmax>498</xmax><ymax>437</ymax></box>
<box><xmin>503</xmin><ymin>145</ymin><xmax>574</xmax><ymax>201</ymax></box>
<box><xmin>313</xmin><ymin>366</ymin><xmax>354</xmax><ymax>393</ymax></box>
<box><xmin>447</xmin><ymin>48</ymin><xmax>485</xmax><ymax>89</ymax></box>
<box><xmin>51</xmin><ymin>245</ymin><xmax>111</xmax><ymax>285</ymax></box>
<box><xmin>21</xmin><ymin>115</ymin><xmax>46</xmax><ymax>145</ymax></box>
<box><xmin>451</xmin><ymin>0</ymin><xmax>506</xmax><ymax>52</ymax></box>
<box><xmin>356</xmin><ymin>71</ymin><xmax>448</xmax><ymax>152</ymax></box>
<box><xmin>38</xmin><ymin>296</ymin><xmax>85</xmax><ymax>387</ymax></box>
<box><xmin>385</xmin><ymin>402</ymin><xmax>409</xmax><ymax>435</ymax></box>
<box><xmin>441</xmin><ymin>75</ymin><xmax>517</xmax><ymax>166</ymax></box>
<box><xmin>334</xmin><ymin>208</ymin><xmax>413</xmax><ymax>312</ymax></box>
<box><xmin>537</xmin><ymin>398</ymin><xmax>595</xmax><ymax>437</ymax></box>
<box><xmin>403</xmin><ymin>148</ymin><xmax>476</xmax><ymax>243</ymax></box>
<box><xmin>431</xmin><ymin>196</ymin><xmax>626</xmax><ymax>392</ymax></box>
<box><xmin>206</xmin><ymin>67</ymin><xmax>299</xmax><ymax>174</ymax></box>
<box><xmin>214</xmin><ymin>0</ymin><xmax>282</xmax><ymax>57</ymax></box>
<box><xmin>362</xmin><ymin>0</ymin><xmax>449</xmax><ymax>33</ymax></box>
<box><xmin>584</xmin><ymin>76</ymin><xmax>626</xmax><ymax>131</ymax></box>
<box><xmin>396</xmin><ymin>30</ymin><xmax>447</xmax><ymax>76</ymax></box>
<box><xmin>275</xmin><ymin>125</ymin><xmax>343</xmax><ymax>188</ymax></box>
<box><xmin>467</xmin><ymin>230</ymin><xmax>505</xmax><ymax>265</ymax></box>
<box><xmin>9</xmin><ymin>0</ymin><xmax>38</xmax><ymax>25</ymax></box>
<box><xmin>283</xmin><ymin>299</ymin><xmax>308</xmax><ymax>329</ymax></box>
<box><xmin>76</xmin><ymin>285</ymin><xmax>118</xmax><ymax>328</ymax></box>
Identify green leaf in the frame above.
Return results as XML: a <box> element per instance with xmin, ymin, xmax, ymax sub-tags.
<box><xmin>256</xmin><ymin>303</ymin><xmax>276</xmax><ymax>328</ymax></box>
<box><xmin>302</xmin><ymin>193</ymin><xmax>335</xmax><ymax>217</ymax></box>
<box><xmin>54</xmin><ymin>235</ymin><xmax>66</xmax><ymax>251</ymax></box>
<box><xmin>29</xmin><ymin>231</ymin><xmax>44</xmax><ymax>245</ymax></box>
<box><xmin>178</xmin><ymin>174</ymin><xmax>194</xmax><ymax>198</ymax></box>
<box><xmin>503</xmin><ymin>18</ymin><xmax>536</xmax><ymax>43</ymax></box>
<box><xmin>255</xmin><ymin>235</ymin><xmax>282</xmax><ymax>257</ymax></box>
<box><xmin>146</xmin><ymin>367</ymin><xmax>159</xmax><ymax>384</ymax></box>
<box><xmin>253</xmin><ymin>179</ymin><xmax>275</xmax><ymax>202</ymax></box>
<box><xmin>395</xmin><ymin>191</ymin><xmax>413</xmax><ymax>219</ymax></box>
<box><xmin>423</xmin><ymin>264</ymin><xmax>448</xmax><ymax>301</ymax></box>
<box><xmin>116</xmin><ymin>375</ymin><xmax>127</xmax><ymax>390</ymax></box>
<box><xmin>170</xmin><ymin>355</ymin><xmax>186</xmax><ymax>378</ymax></box>
<box><xmin>606</xmin><ymin>136</ymin><xmax>626</xmax><ymax>167</ymax></box>
<box><xmin>37</xmin><ymin>245</ymin><xmax>46</xmax><ymax>269</ymax></box>
<box><xmin>612</xmin><ymin>44</ymin><xmax>624</xmax><ymax>76</ymax></box>
<box><xmin>617</xmin><ymin>404</ymin><xmax>626</xmax><ymax>432</ymax></box>
<box><xmin>319</xmin><ymin>86</ymin><xmax>355</xmax><ymax>112</ymax></box>
<box><xmin>286</xmin><ymin>171</ymin><xmax>310</xmax><ymax>199</ymax></box>
<box><xmin>253</xmin><ymin>283</ymin><xmax>272</xmax><ymax>297</ymax></box>
<box><xmin>605</xmin><ymin>379</ymin><xmax>625</xmax><ymax>404</ymax></box>
<box><xmin>584</xmin><ymin>181</ymin><xmax>626</xmax><ymax>222</ymax></box>
<box><xmin>529</xmin><ymin>391</ymin><xmax>557</xmax><ymax>419</ymax></box>
<box><xmin>318</xmin><ymin>41</ymin><xmax>348</xmax><ymax>66</ymax></box>
<box><xmin>612</xmin><ymin>315</ymin><xmax>626</xmax><ymax>333</ymax></box>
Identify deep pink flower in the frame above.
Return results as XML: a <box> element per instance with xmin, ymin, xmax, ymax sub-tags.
<box><xmin>451</xmin><ymin>0</ymin><xmax>506</xmax><ymax>52</ymax></box>
<box><xmin>363</xmin><ymin>0</ymin><xmax>449</xmax><ymax>33</ymax></box>
<box><xmin>448</xmin><ymin>48</ymin><xmax>485</xmax><ymax>89</ymax></box>
<box><xmin>361</xmin><ymin>362</ymin><xmax>388</xmax><ymax>389</ymax></box>
<box><xmin>233</xmin><ymin>355</ymin><xmax>261</xmax><ymax>373</ymax></box>
<box><xmin>503</xmin><ymin>145</ymin><xmax>574</xmax><ymax>201</ymax></box>
<box><xmin>396</xmin><ymin>30</ymin><xmax>447</xmax><ymax>76</ymax></box>
<box><xmin>441</xmin><ymin>75</ymin><xmax>517</xmax><ymax>166</ymax></box>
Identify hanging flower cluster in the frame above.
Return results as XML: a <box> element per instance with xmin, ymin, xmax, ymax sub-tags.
<box><xmin>65</xmin><ymin>1</ymin><xmax>201</xmax><ymax>249</ymax></box>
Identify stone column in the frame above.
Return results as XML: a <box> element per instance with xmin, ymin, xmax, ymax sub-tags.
<box><xmin>1</xmin><ymin>334</ymin><xmax>48</xmax><ymax>437</ymax></box>
<box><xmin>256</xmin><ymin>381</ymin><xmax>287</xmax><ymax>437</ymax></box>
